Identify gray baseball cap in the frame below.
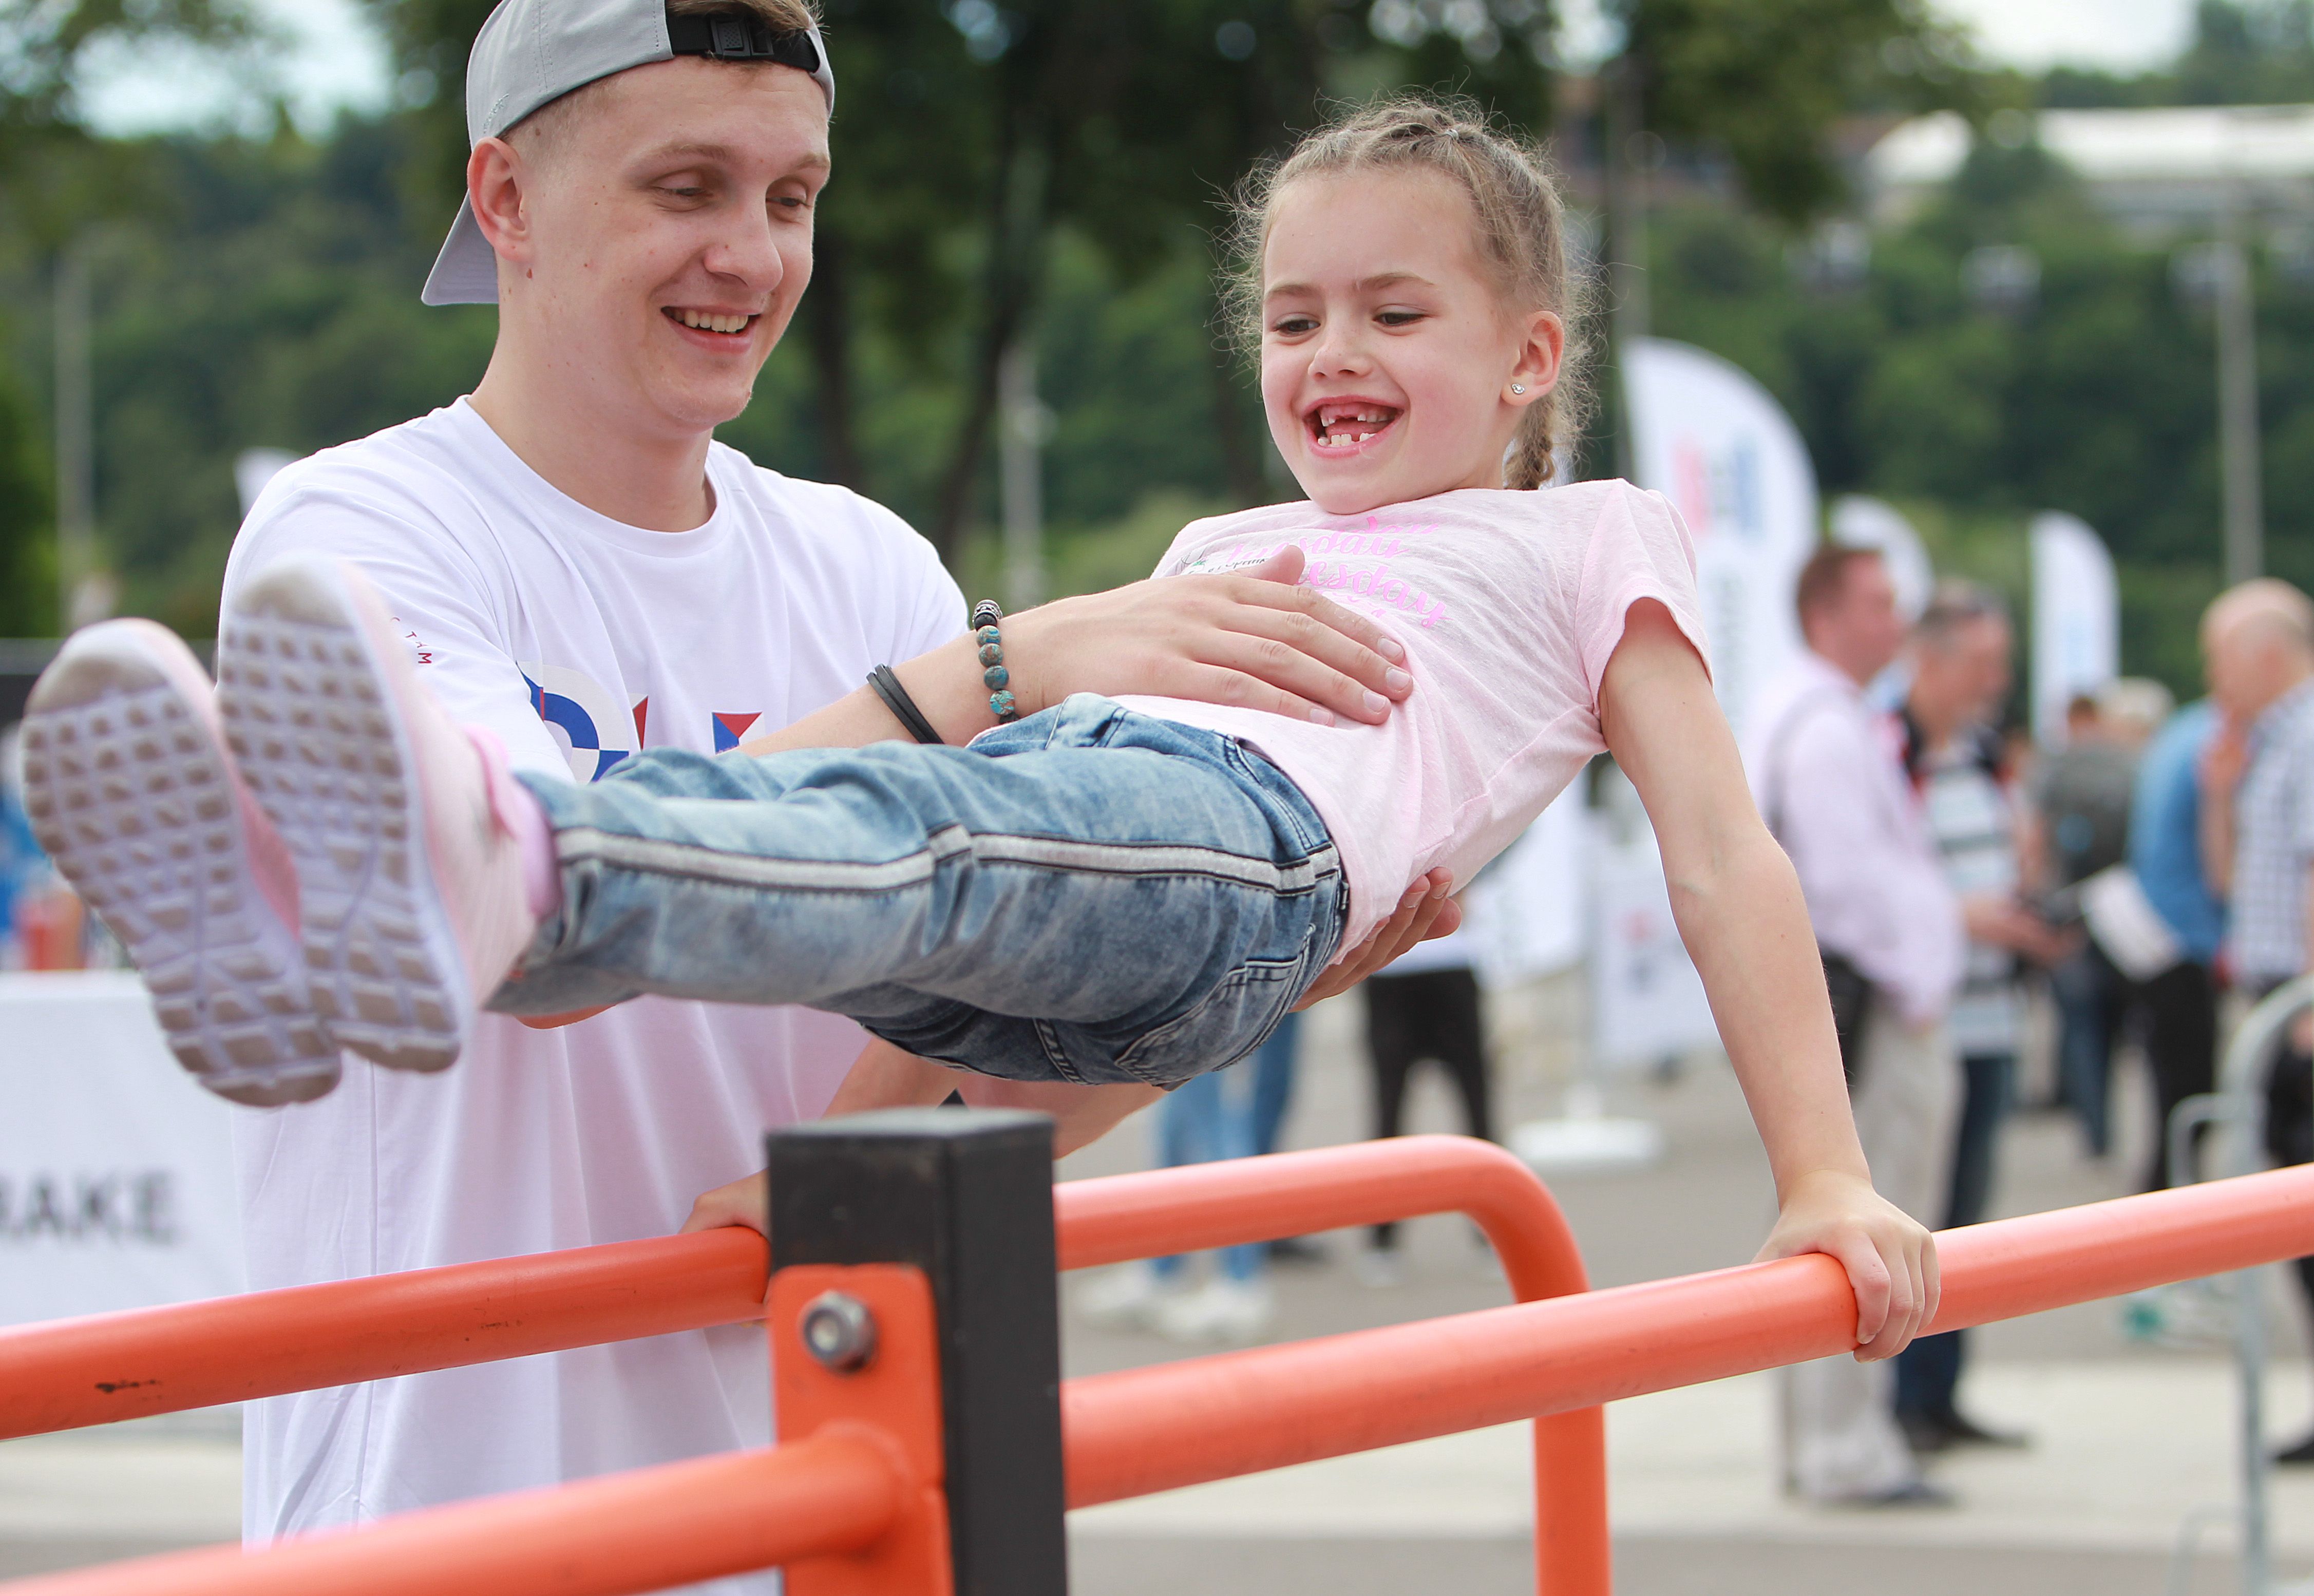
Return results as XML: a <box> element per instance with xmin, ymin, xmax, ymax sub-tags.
<box><xmin>422</xmin><ymin>1</ymin><xmax>836</xmax><ymax>306</ymax></box>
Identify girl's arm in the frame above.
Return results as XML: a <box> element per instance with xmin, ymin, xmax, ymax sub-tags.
<box><xmin>1600</xmin><ymin>601</ymin><xmax>1937</xmax><ymax>1362</ymax></box>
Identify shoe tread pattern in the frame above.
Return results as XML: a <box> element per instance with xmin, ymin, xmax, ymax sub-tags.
<box><xmin>20</xmin><ymin>676</ymin><xmax>337</xmax><ymax>1105</ymax></box>
<box><xmin>218</xmin><ymin>612</ymin><xmax>462</xmax><ymax>1073</ymax></box>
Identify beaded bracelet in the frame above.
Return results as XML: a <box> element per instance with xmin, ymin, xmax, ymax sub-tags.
<box><xmin>973</xmin><ymin>599</ymin><xmax>1019</xmax><ymax>725</ymax></box>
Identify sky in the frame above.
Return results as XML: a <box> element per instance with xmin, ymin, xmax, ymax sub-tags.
<box><xmin>69</xmin><ymin>0</ymin><xmax>2209</xmax><ymax>141</ymax></box>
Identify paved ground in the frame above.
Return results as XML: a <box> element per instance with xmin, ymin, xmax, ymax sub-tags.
<box><xmin>6</xmin><ymin>978</ymin><xmax>2309</xmax><ymax>1594</ymax></box>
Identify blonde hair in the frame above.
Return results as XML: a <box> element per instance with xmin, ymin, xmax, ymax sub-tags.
<box><xmin>1223</xmin><ymin>94</ymin><xmax>1595</xmax><ymax>490</ymax></box>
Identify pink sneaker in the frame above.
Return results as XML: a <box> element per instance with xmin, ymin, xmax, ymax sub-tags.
<box><xmin>20</xmin><ymin>620</ymin><xmax>336</xmax><ymax>1106</ymax></box>
<box><xmin>217</xmin><ymin>559</ymin><xmax>541</xmax><ymax>1075</ymax></box>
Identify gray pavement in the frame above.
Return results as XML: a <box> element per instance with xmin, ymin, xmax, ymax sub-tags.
<box><xmin>5</xmin><ymin>979</ymin><xmax>2306</xmax><ymax>1595</ymax></box>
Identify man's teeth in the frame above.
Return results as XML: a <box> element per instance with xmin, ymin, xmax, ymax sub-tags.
<box><xmin>674</xmin><ymin>310</ymin><xmax>752</xmax><ymax>334</ymax></box>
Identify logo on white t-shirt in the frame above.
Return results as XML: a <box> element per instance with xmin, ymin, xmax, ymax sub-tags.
<box><xmin>520</xmin><ymin>662</ymin><xmax>636</xmax><ymax>783</ymax></box>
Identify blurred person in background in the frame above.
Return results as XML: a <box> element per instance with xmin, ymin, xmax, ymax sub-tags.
<box><xmin>1748</xmin><ymin>545</ymin><xmax>1965</xmax><ymax>1506</ymax></box>
<box><xmin>2198</xmin><ymin>579</ymin><xmax>2314</xmax><ymax>1464</ymax></box>
<box><xmin>1355</xmin><ymin>918</ymin><xmax>1492</xmax><ymax>1288</ymax></box>
<box><xmin>2034</xmin><ymin>681</ymin><xmax>2170</xmax><ymax>1153</ymax></box>
<box><xmin>1893</xmin><ymin>582</ymin><xmax>2063</xmax><ymax>1455</ymax></box>
<box><xmin>0</xmin><ymin>726</ymin><xmax>49</xmax><ymax>967</ymax></box>
<box><xmin>2125</xmin><ymin>681</ymin><xmax>2227</xmax><ymax>1192</ymax></box>
<box><xmin>1076</xmin><ymin>1013</ymin><xmax>1301</xmax><ymax>1343</ymax></box>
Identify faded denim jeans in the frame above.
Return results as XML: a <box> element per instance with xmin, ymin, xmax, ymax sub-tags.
<box><xmin>496</xmin><ymin>695</ymin><xmax>1346</xmax><ymax>1089</ymax></box>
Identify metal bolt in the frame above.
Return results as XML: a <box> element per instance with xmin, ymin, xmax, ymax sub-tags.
<box><xmin>799</xmin><ymin>1290</ymin><xmax>878</xmax><ymax>1373</ymax></box>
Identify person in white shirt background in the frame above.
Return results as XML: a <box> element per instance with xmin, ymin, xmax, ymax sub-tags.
<box><xmin>1748</xmin><ymin>544</ymin><xmax>1966</xmax><ymax>1506</ymax></box>
<box><xmin>199</xmin><ymin>0</ymin><xmax>1446</xmax><ymax>1570</ymax></box>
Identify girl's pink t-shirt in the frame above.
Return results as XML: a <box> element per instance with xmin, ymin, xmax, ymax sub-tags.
<box><xmin>1114</xmin><ymin>479</ymin><xmax>1709</xmax><ymax>948</ymax></box>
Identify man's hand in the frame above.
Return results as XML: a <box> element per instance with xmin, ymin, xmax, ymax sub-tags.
<box><xmin>1006</xmin><ymin>544</ymin><xmax>1415</xmax><ymax>729</ymax></box>
<box><xmin>680</xmin><ymin>1169</ymin><xmax>768</xmax><ymax>1237</ymax></box>
<box><xmin>1961</xmin><ymin>894</ymin><xmax>2075</xmax><ymax>966</ymax></box>
<box><xmin>1292</xmin><ymin>869</ymin><xmax>1459</xmax><ymax>1010</ymax></box>
<box><xmin>1756</xmin><ymin>1169</ymin><xmax>1940</xmax><ymax>1362</ymax></box>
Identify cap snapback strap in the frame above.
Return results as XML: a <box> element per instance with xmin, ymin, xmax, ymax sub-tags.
<box><xmin>666</xmin><ymin>11</ymin><xmax>823</xmax><ymax>73</ymax></box>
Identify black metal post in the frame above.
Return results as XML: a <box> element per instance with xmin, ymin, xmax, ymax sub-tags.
<box><xmin>767</xmin><ymin>1107</ymin><xmax>1066</xmax><ymax>1596</ymax></box>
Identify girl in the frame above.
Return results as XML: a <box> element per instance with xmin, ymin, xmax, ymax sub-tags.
<box><xmin>25</xmin><ymin>98</ymin><xmax>1935</xmax><ymax>1360</ymax></box>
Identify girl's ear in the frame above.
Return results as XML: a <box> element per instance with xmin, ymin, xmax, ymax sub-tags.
<box><xmin>1505</xmin><ymin>309</ymin><xmax>1565</xmax><ymax>408</ymax></box>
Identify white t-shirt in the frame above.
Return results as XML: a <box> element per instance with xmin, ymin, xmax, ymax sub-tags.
<box><xmin>1116</xmin><ymin>480</ymin><xmax>1708</xmax><ymax>948</ymax></box>
<box><xmin>219</xmin><ymin>399</ymin><xmax>962</xmax><ymax>1580</ymax></box>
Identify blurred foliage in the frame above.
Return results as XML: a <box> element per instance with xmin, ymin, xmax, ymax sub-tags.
<box><xmin>1649</xmin><ymin>119</ymin><xmax>2302</xmax><ymax>699</ymax></box>
<box><xmin>1622</xmin><ymin>0</ymin><xmax>1984</xmax><ymax>223</ymax></box>
<box><xmin>0</xmin><ymin>0</ymin><xmax>2302</xmax><ymax>708</ymax></box>
<box><xmin>2041</xmin><ymin>0</ymin><xmax>2314</xmax><ymax>108</ymax></box>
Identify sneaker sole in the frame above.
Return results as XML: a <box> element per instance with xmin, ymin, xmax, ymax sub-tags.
<box><xmin>20</xmin><ymin>624</ymin><xmax>338</xmax><ymax>1107</ymax></box>
<box><xmin>217</xmin><ymin>567</ymin><xmax>472</xmax><ymax>1073</ymax></box>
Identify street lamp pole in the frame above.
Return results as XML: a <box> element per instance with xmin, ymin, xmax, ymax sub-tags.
<box><xmin>2217</xmin><ymin>177</ymin><xmax>2264</xmax><ymax>585</ymax></box>
<box><xmin>53</xmin><ymin>236</ymin><xmax>93</xmax><ymax>634</ymax></box>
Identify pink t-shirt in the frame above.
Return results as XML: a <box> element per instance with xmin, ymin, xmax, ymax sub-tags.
<box><xmin>1114</xmin><ymin>479</ymin><xmax>1709</xmax><ymax>947</ymax></box>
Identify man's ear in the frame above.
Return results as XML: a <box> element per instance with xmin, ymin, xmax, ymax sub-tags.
<box><xmin>468</xmin><ymin>136</ymin><xmax>533</xmax><ymax>274</ymax></box>
<box><xmin>1506</xmin><ymin>309</ymin><xmax>1565</xmax><ymax>409</ymax></box>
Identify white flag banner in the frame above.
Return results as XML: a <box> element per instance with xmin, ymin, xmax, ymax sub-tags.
<box><xmin>1830</xmin><ymin>495</ymin><xmax>1934</xmax><ymax>621</ymax></box>
<box><xmin>2030</xmin><ymin>510</ymin><xmax>2120</xmax><ymax>745</ymax></box>
<box><xmin>0</xmin><ymin>973</ymin><xmax>245</xmax><ymax>1326</ymax></box>
<box><xmin>1588</xmin><ymin>831</ymin><xmax>1720</xmax><ymax>1069</ymax></box>
<box><xmin>1464</xmin><ymin>781</ymin><xmax>1591</xmax><ymax>989</ymax></box>
<box><xmin>233</xmin><ymin>448</ymin><xmax>300</xmax><ymax>518</ymax></box>
<box><xmin>1622</xmin><ymin>337</ymin><xmax>1819</xmax><ymax>742</ymax></box>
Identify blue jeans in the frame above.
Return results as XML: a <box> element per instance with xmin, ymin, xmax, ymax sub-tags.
<box><xmin>1150</xmin><ymin>1012</ymin><xmax>1301</xmax><ymax>1284</ymax></box>
<box><xmin>498</xmin><ymin>696</ymin><xmax>1346</xmax><ymax>1088</ymax></box>
<box><xmin>2053</xmin><ymin>946</ymin><xmax>2124</xmax><ymax>1155</ymax></box>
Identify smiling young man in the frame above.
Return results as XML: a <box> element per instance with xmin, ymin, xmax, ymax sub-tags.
<box><xmin>212</xmin><ymin>0</ymin><xmax>1433</xmax><ymax>1565</ymax></box>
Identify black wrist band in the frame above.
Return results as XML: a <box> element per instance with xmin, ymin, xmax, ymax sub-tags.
<box><xmin>867</xmin><ymin>664</ymin><xmax>944</xmax><ymax>746</ymax></box>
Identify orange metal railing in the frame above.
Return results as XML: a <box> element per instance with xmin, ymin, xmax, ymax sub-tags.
<box><xmin>0</xmin><ymin>1136</ymin><xmax>1555</xmax><ymax>1438</ymax></box>
<box><xmin>7</xmin><ymin>1145</ymin><xmax>2314</xmax><ymax>1596</ymax></box>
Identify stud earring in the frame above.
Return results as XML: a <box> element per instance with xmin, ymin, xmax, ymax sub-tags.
<box><xmin>1511</xmin><ymin>384</ymin><xmax>1527</xmax><ymax>394</ymax></box>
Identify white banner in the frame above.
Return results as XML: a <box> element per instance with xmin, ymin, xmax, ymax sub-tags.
<box><xmin>1464</xmin><ymin>781</ymin><xmax>1591</xmax><ymax>989</ymax></box>
<box><xmin>1588</xmin><ymin>833</ymin><xmax>1721</xmax><ymax>1069</ymax></box>
<box><xmin>1623</xmin><ymin>337</ymin><xmax>1820</xmax><ymax>742</ymax></box>
<box><xmin>2030</xmin><ymin>510</ymin><xmax>2120</xmax><ymax>745</ymax></box>
<box><xmin>0</xmin><ymin>973</ymin><xmax>244</xmax><ymax>1325</ymax></box>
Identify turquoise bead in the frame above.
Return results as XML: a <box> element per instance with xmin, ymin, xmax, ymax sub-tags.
<box><xmin>976</xmin><ymin>626</ymin><xmax>1001</xmax><ymax>647</ymax></box>
<box><xmin>978</xmin><ymin>642</ymin><xmax>1003</xmax><ymax>667</ymax></box>
<box><xmin>983</xmin><ymin>664</ymin><xmax>1010</xmax><ymax>689</ymax></box>
<box><xmin>989</xmin><ymin>689</ymin><xmax>1017</xmax><ymax>719</ymax></box>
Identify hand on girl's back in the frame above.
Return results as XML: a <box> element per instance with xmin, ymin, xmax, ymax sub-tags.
<box><xmin>1006</xmin><ymin>541</ymin><xmax>1413</xmax><ymax>730</ymax></box>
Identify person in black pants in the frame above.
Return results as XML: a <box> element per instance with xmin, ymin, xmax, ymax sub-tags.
<box><xmin>2142</xmin><ymin>959</ymin><xmax>2220</xmax><ymax>1190</ymax></box>
<box><xmin>1361</xmin><ymin>961</ymin><xmax>1493</xmax><ymax>1283</ymax></box>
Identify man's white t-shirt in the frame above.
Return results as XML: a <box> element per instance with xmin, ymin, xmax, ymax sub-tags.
<box><xmin>218</xmin><ymin>398</ymin><xmax>963</xmax><ymax>1576</ymax></box>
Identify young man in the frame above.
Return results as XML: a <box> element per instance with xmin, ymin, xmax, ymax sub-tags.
<box><xmin>194</xmin><ymin>0</ymin><xmax>1432</xmax><ymax>1562</ymax></box>
<box><xmin>1746</xmin><ymin>546</ymin><xmax>1963</xmax><ymax>1506</ymax></box>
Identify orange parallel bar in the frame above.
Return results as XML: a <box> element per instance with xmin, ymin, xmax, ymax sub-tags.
<box><xmin>1052</xmin><ymin>1135</ymin><xmax>1609</xmax><ymax>1595</ymax></box>
<box><xmin>1054</xmin><ymin>1136</ymin><xmax>1583</xmax><ymax>1295</ymax></box>
<box><xmin>0</xmin><ymin>1429</ymin><xmax>903</xmax><ymax>1596</ymax></box>
<box><xmin>1063</xmin><ymin>1162</ymin><xmax>2314</xmax><ymax>1508</ymax></box>
<box><xmin>0</xmin><ymin>1135</ymin><xmax>1559</xmax><ymax>1440</ymax></box>
<box><xmin>0</xmin><ymin>1229</ymin><xmax>771</xmax><ymax>1438</ymax></box>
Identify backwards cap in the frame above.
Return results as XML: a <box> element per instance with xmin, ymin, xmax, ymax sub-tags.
<box><xmin>422</xmin><ymin>0</ymin><xmax>835</xmax><ymax>306</ymax></box>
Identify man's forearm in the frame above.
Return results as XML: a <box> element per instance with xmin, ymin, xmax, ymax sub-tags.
<box><xmin>2203</xmin><ymin>801</ymin><xmax>2235</xmax><ymax>897</ymax></box>
<box><xmin>738</xmin><ymin>634</ymin><xmax>991</xmax><ymax>756</ymax></box>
